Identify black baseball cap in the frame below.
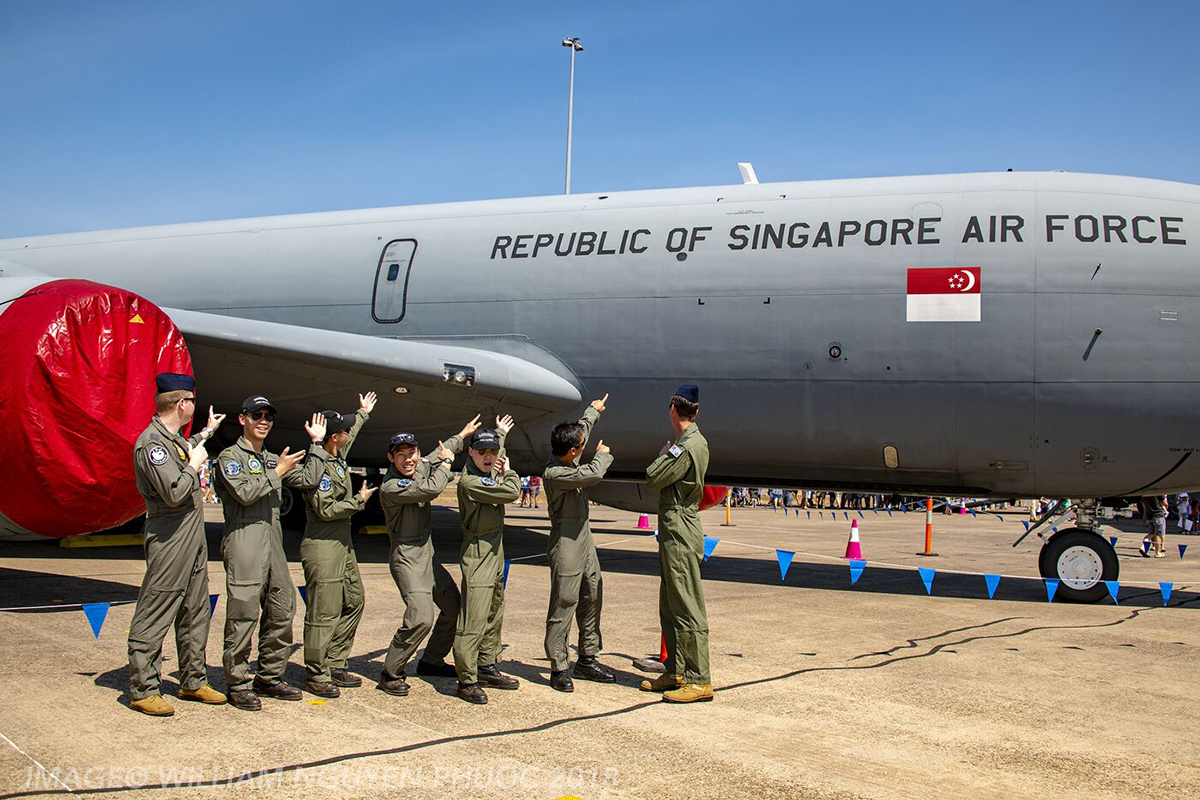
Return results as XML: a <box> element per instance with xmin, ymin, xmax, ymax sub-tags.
<box><xmin>469</xmin><ymin>429</ymin><xmax>501</xmax><ymax>450</ymax></box>
<box><xmin>322</xmin><ymin>410</ymin><xmax>354</xmax><ymax>435</ymax></box>
<box><xmin>240</xmin><ymin>395</ymin><xmax>276</xmax><ymax>414</ymax></box>
<box><xmin>389</xmin><ymin>432</ymin><xmax>420</xmax><ymax>452</ymax></box>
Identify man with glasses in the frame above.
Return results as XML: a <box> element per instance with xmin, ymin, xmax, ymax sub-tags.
<box><xmin>127</xmin><ymin>373</ymin><xmax>226</xmax><ymax>716</ymax></box>
<box><xmin>300</xmin><ymin>392</ymin><xmax>377</xmax><ymax>698</ymax></box>
<box><xmin>453</xmin><ymin>418</ymin><xmax>520</xmax><ymax>705</ymax></box>
<box><xmin>374</xmin><ymin>414</ymin><xmax>483</xmax><ymax>697</ymax></box>
<box><xmin>215</xmin><ymin>396</ymin><xmax>330</xmax><ymax>711</ymax></box>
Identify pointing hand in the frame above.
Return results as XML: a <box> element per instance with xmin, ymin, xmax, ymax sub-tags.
<box><xmin>358</xmin><ymin>484</ymin><xmax>378</xmax><ymax>502</ymax></box>
<box><xmin>435</xmin><ymin>441</ymin><xmax>453</xmax><ymax>462</ymax></box>
<box><xmin>459</xmin><ymin>414</ymin><xmax>482</xmax><ymax>439</ymax></box>
<box><xmin>590</xmin><ymin>393</ymin><xmax>609</xmax><ymax>413</ymax></box>
<box><xmin>658</xmin><ymin>440</ymin><xmax>673</xmax><ymax>457</ymax></box>
<box><xmin>595</xmin><ymin>440</ymin><xmax>610</xmax><ymax>455</ymax></box>
<box><xmin>206</xmin><ymin>406</ymin><xmax>226</xmax><ymax>431</ymax></box>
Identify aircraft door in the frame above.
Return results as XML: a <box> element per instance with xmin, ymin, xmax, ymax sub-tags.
<box><xmin>372</xmin><ymin>238</ymin><xmax>417</xmax><ymax>323</ymax></box>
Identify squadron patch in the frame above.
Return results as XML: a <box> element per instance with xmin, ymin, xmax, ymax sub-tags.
<box><xmin>335</xmin><ymin>464</ymin><xmax>346</xmax><ymax>479</ymax></box>
<box><xmin>668</xmin><ymin>445</ymin><xmax>683</xmax><ymax>458</ymax></box>
<box><xmin>223</xmin><ymin>460</ymin><xmax>242</xmax><ymax>477</ymax></box>
<box><xmin>480</xmin><ymin>477</ymin><xmax>497</xmax><ymax>487</ymax></box>
<box><xmin>247</xmin><ymin>457</ymin><xmax>263</xmax><ymax>474</ymax></box>
<box><xmin>174</xmin><ymin>443</ymin><xmax>188</xmax><ymax>462</ymax></box>
<box><xmin>319</xmin><ymin>475</ymin><xmax>332</xmax><ymax>493</ymax></box>
<box><xmin>147</xmin><ymin>445</ymin><xmax>169</xmax><ymax>466</ymax></box>
<box><xmin>398</xmin><ymin>478</ymin><xmax>412</xmax><ymax>487</ymax></box>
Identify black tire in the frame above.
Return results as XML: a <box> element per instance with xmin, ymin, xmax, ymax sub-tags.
<box><xmin>280</xmin><ymin>486</ymin><xmax>306</xmax><ymax>532</ymax></box>
<box><xmin>1037</xmin><ymin>528</ymin><xmax>1119</xmax><ymax>603</ymax></box>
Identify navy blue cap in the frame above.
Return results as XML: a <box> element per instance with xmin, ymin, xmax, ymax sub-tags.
<box><xmin>389</xmin><ymin>432</ymin><xmax>419</xmax><ymax>451</ymax></box>
<box><xmin>321</xmin><ymin>410</ymin><xmax>354</xmax><ymax>435</ymax></box>
<box><xmin>240</xmin><ymin>395</ymin><xmax>276</xmax><ymax>414</ymax></box>
<box><xmin>155</xmin><ymin>373</ymin><xmax>195</xmax><ymax>394</ymax></box>
<box><xmin>469</xmin><ymin>429</ymin><xmax>501</xmax><ymax>450</ymax></box>
<box><xmin>674</xmin><ymin>384</ymin><xmax>699</xmax><ymax>403</ymax></box>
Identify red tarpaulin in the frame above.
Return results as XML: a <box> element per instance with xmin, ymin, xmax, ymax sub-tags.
<box><xmin>0</xmin><ymin>280</ymin><xmax>192</xmax><ymax>537</ymax></box>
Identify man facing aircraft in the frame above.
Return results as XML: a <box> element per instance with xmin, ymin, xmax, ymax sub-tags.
<box><xmin>641</xmin><ymin>384</ymin><xmax>713</xmax><ymax>704</ymax></box>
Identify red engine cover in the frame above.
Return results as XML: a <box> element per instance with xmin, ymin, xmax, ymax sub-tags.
<box><xmin>699</xmin><ymin>485</ymin><xmax>728</xmax><ymax>512</ymax></box>
<box><xmin>0</xmin><ymin>280</ymin><xmax>192</xmax><ymax>537</ymax></box>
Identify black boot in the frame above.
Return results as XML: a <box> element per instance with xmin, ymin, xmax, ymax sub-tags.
<box><xmin>574</xmin><ymin>657</ymin><xmax>616</xmax><ymax>683</ymax></box>
<box><xmin>550</xmin><ymin>670</ymin><xmax>574</xmax><ymax>693</ymax></box>
<box><xmin>457</xmin><ymin>682</ymin><xmax>488</xmax><ymax>704</ymax></box>
<box><xmin>477</xmin><ymin>664</ymin><xmax>519</xmax><ymax>690</ymax></box>
<box><xmin>330</xmin><ymin>669</ymin><xmax>362</xmax><ymax>688</ymax></box>
<box><xmin>253</xmin><ymin>679</ymin><xmax>303</xmax><ymax>701</ymax></box>
<box><xmin>228</xmin><ymin>689</ymin><xmax>262</xmax><ymax>711</ymax></box>
<box><xmin>304</xmin><ymin>680</ymin><xmax>340</xmax><ymax>698</ymax></box>
<box><xmin>377</xmin><ymin>673</ymin><xmax>410</xmax><ymax>697</ymax></box>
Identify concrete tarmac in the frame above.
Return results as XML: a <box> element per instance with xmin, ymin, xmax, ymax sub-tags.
<box><xmin>0</xmin><ymin>500</ymin><xmax>1198</xmax><ymax>799</ymax></box>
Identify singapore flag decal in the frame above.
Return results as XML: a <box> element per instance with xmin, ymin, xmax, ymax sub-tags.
<box><xmin>906</xmin><ymin>267</ymin><xmax>981</xmax><ymax>322</ymax></box>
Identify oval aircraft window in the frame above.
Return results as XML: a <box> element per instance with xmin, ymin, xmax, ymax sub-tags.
<box><xmin>883</xmin><ymin>445</ymin><xmax>899</xmax><ymax>469</ymax></box>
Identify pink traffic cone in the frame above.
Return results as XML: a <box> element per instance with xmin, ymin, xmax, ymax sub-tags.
<box><xmin>844</xmin><ymin>519</ymin><xmax>863</xmax><ymax>560</ymax></box>
<box><xmin>636</xmin><ymin>513</ymin><xmax>651</xmax><ymax>530</ymax></box>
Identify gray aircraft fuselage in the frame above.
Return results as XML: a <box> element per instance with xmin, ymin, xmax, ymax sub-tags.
<box><xmin>4</xmin><ymin>170</ymin><xmax>1197</xmax><ymax>499</ymax></box>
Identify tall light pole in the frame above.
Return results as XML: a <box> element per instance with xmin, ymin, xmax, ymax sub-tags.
<box><xmin>562</xmin><ymin>37</ymin><xmax>583</xmax><ymax>194</ymax></box>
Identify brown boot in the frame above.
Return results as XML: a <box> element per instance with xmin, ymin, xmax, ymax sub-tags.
<box><xmin>662</xmin><ymin>683</ymin><xmax>714</xmax><ymax>703</ymax></box>
<box><xmin>130</xmin><ymin>694</ymin><xmax>175</xmax><ymax>716</ymax></box>
<box><xmin>639</xmin><ymin>673</ymin><xmax>684</xmax><ymax>692</ymax></box>
<box><xmin>178</xmin><ymin>685</ymin><xmax>227</xmax><ymax>705</ymax></box>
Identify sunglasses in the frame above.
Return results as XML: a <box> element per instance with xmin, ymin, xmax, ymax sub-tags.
<box><xmin>181</xmin><ymin>396</ymin><xmax>196</xmax><ymax>404</ymax></box>
<box><xmin>249</xmin><ymin>410</ymin><xmax>276</xmax><ymax>422</ymax></box>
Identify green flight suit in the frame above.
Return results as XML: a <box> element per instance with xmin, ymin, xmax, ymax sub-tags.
<box><xmin>215</xmin><ymin>437</ymin><xmax>327</xmax><ymax>692</ymax></box>
<box><xmin>542</xmin><ymin>407</ymin><xmax>614</xmax><ymax>672</ymax></box>
<box><xmin>378</xmin><ymin>434</ymin><xmax>465</xmax><ymax>679</ymax></box>
<box><xmin>645</xmin><ymin>423</ymin><xmax>711</xmax><ymax>684</ymax></box>
<box><xmin>453</xmin><ymin>436</ymin><xmax>520</xmax><ymax>684</ymax></box>
<box><xmin>127</xmin><ymin>416</ymin><xmax>212</xmax><ymax>701</ymax></box>
<box><xmin>300</xmin><ymin>410</ymin><xmax>369</xmax><ymax>682</ymax></box>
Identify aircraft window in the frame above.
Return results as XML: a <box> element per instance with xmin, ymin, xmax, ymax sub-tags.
<box><xmin>883</xmin><ymin>445</ymin><xmax>899</xmax><ymax>469</ymax></box>
<box><xmin>372</xmin><ymin>239</ymin><xmax>417</xmax><ymax>323</ymax></box>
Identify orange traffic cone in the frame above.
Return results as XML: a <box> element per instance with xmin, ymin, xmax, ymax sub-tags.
<box><xmin>844</xmin><ymin>519</ymin><xmax>863</xmax><ymax>560</ymax></box>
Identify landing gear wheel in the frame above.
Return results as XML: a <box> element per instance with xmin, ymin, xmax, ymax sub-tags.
<box><xmin>1038</xmin><ymin>528</ymin><xmax>1118</xmax><ymax>603</ymax></box>
<box><xmin>280</xmin><ymin>486</ymin><xmax>306</xmax><ymax>532</ymax></box>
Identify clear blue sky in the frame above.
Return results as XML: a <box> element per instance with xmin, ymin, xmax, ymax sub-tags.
<box><xmin>2</xmin><ymin>0</ymin><xmax>1197</xmax><ymax>237</ymax></box>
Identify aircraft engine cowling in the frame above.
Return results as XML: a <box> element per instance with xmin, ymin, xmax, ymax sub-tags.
<box><xmin>0</xmin><ymin>270</ymin><xmax>192</xmax><ymax>539</ymax></box>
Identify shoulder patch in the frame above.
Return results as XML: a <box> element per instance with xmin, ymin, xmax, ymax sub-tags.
<box><xmin>223</xmin><ymin>460</ymin><xmax>242</xmax><ymax>477</ymax></box>
<box><xmin>668</xmin><ymin>445</ymin><xmax>684</xmax><ymax>458</ymax></box>
<box><xmin>335</xmin><ymin>463</ymin><xmax>346</xmax><ymax>479</ymax></box>
<box><xmin>246</xmin><ymin>456</ymin><xmax>263</xmax><ymax>474</ymax></box>
<box><xmin>318</xmin><ymin>475</ymin><xmax>332</xmax><ymax>493</ymax></box>
<box><xmin>480</xmin><ymin>476</ymin><xmax>497</xmax><ymax>487</ymax></box>
<box><xmin>147</xmin><ymin>445</ymin><xmax>169</xmax><ymax>466</ymax></box>
<box><xmin>398</xmin><ymin>478</ymin><xmax>412</xmax><ymax>487</ymax></box>
<box><xmin>173</xmin><ymin>443</ymin><xmax>188</xmax><ymax>462</ymax></box>
<box><xmin>266</xmin><ymin>459</ymin><xmax>277</xmax><ymax>469</ymax></box>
